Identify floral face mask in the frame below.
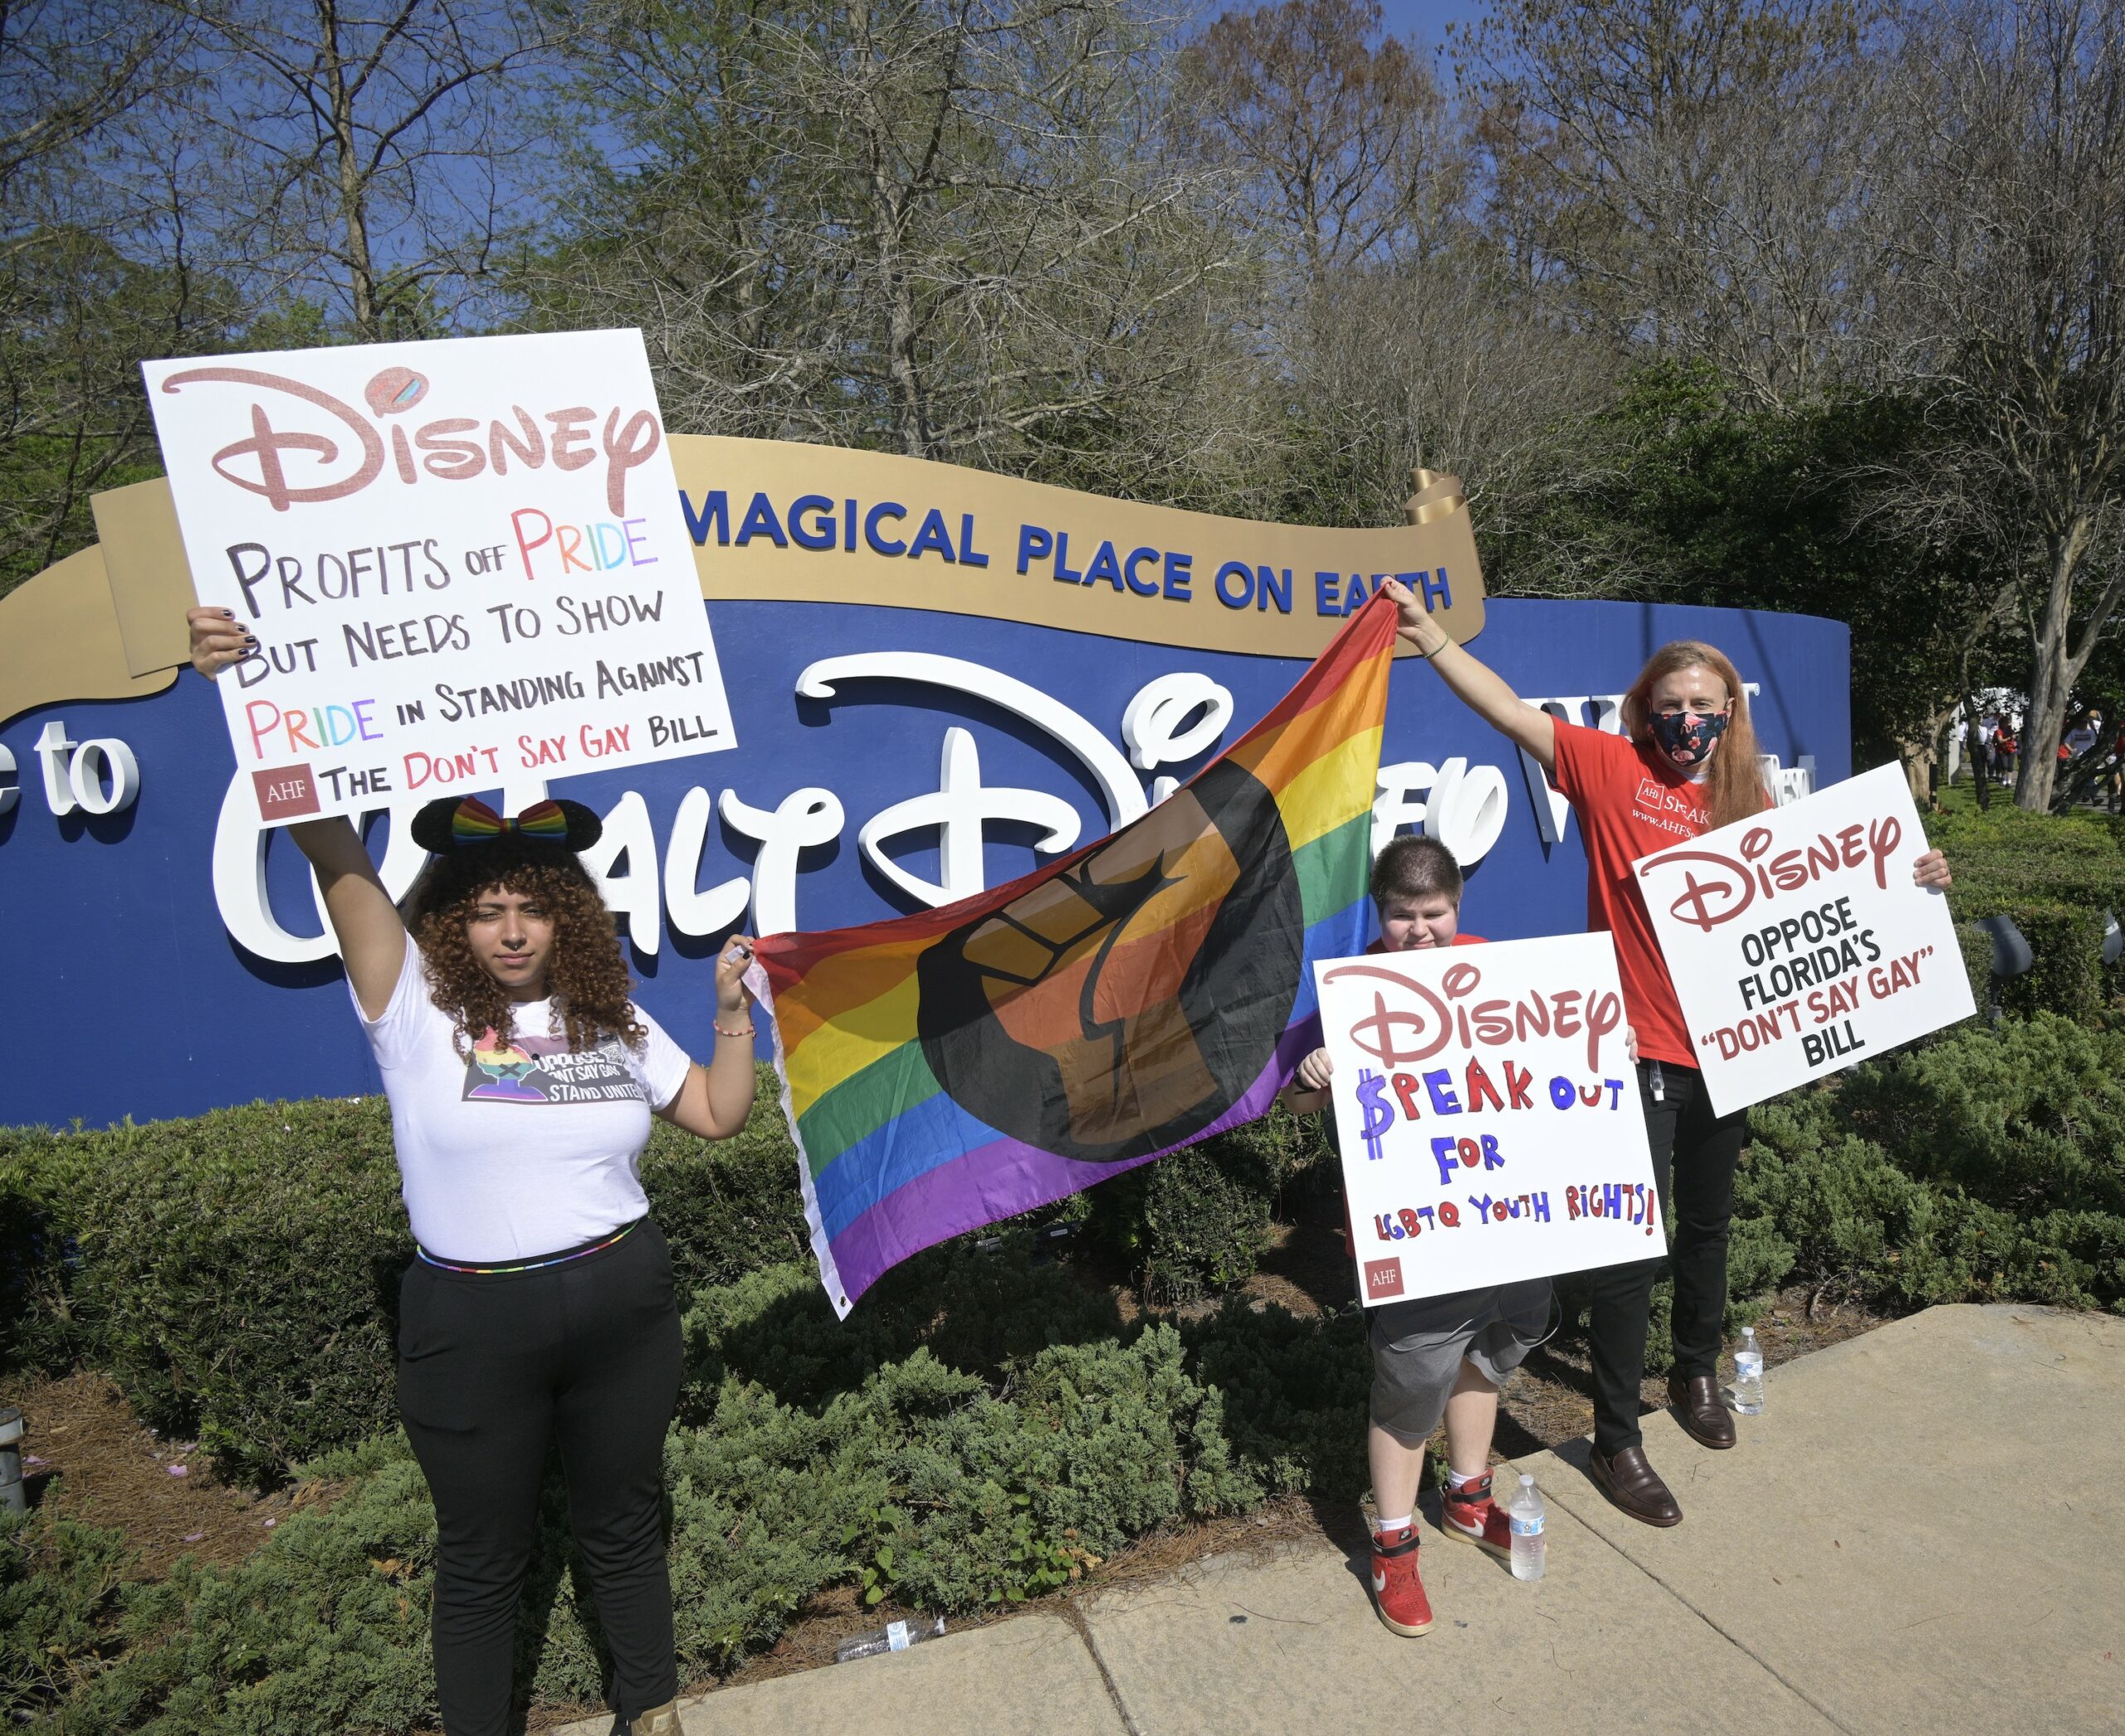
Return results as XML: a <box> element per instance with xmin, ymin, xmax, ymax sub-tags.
<box><xmin>1649</xmin><ymin>708</ymin><xmax>1728</xmax><ymax>766</ymax></box>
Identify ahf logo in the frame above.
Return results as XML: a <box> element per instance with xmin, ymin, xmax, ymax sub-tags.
<box><xmin>252</xmin><ymin>765</ymin><xmax>320</xmax><ymax>821</ymax></box>
<box><xmin>1363</xmin><ymin>1257</ymin><xmax>1404</xmax><ymax>1301</ymax></box>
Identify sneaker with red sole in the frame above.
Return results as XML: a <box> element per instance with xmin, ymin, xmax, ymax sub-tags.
<box><xmin>1439</xmin><ymin>1472</ymin><xmax>1512</xmax><ymax>1558</ymax></box>
<box><xmin>1368</xmin><ymin>1523</ymin><xmax>1434</xmax><ymax>1636</ymax></box>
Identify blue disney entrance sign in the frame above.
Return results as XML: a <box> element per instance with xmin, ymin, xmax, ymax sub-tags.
<box><xmin>0</xmin><ymin>436</ymin><xmax>1849</xmax><ymax>1129</ymax></box>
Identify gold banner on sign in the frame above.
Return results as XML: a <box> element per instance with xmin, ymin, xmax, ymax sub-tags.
<box><xmin>0</xmin><ymin>438</ymin><xmax>1486</xmax><ymax>727</ymax></box>
<box><xmin>672</xmin><ymin>438</ymin><xmax>1484</xmax><ymax>660</ymax></box>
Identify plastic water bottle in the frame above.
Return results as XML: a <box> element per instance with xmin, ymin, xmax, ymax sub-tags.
<box><xmin>1508</xmin><ymin>1474</ymin><xmax>1546</xmax><ymax>1582</ymax></box>
<box><xmin>1732</xmin><ymin>1327</ymin><xmax>1765</xmax><ymax>1416</ymax></box>
<box><xmin>834</xmin><ymin>1615</ymin><xmax>945</xmax><ymax>1662</ymax></box>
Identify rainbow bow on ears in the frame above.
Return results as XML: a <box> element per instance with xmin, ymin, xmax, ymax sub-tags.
<box><xmin>449</xmin><ymin>797</ymin><xmax>570</xmax><ymax>847</ymax></box>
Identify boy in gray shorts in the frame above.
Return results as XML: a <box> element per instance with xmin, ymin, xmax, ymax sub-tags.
<box><xmin>1284</xmin><ymin>836</ymin><xmax>1572</xmax><ymax>1636</ymax></box>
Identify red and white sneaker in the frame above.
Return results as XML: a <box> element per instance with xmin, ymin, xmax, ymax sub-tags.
<box><xmin>1440</xmin><ymin>1472</ymin><xmax>1512</xmax><ymax>1558</ymax></box>
<box><xmin>1368</xmin><ymin>1523</ymin><xmax>1434</xmax><ymax>1636</ymax></box>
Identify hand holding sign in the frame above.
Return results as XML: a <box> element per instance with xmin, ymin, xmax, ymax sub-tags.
<box><xmin>146</xmin><ymin>330</ymin><xmax>735</xmax><ymax>824</ymax></box>
<box><xmin>1314</xmin><ymin>932</ymin><xmax>1663</xmax><ymax>1308</ymax></box>
<box><xmin>1635</xmin><ymin>763</ymin><xmax>1975</xmax><ymax>1115</ymax></box>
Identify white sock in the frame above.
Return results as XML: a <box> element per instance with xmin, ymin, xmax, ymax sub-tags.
<box><xmin>1373</xmin><ymin>1514</ymin><xmax>1413</xmax><ymax>1537</ymax></box>
<box><xmin>1446</xmin><ymin>1465</ymin><xmax>1487</xmax><ymax>1492</ymax></box>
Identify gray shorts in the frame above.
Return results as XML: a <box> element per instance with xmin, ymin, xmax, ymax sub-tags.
<box><xmin>1368</xmin><ymin>1278</ymin><xmax>1553</xmax><ymax>1444</ymax></box>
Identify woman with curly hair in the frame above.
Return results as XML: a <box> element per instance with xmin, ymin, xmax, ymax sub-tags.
<box><xmin>1380</xmin><ymin>580</ymin><xmax>1951</xmax><ymax>1529</ymax></box>
<box><xmin>189</xmin><ymin>609</ymin><xmax>758</xmax><ymax>1736</ymax></box>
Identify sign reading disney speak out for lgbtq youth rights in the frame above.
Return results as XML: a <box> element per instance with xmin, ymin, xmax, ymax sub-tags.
<box><xmin>141</xmin><ymin>330</ymin><xmax>735</xmax><ymax>825</ymax></box>
<box><xmin>1636</xmin><ymin>762</ymin><xmax>1976</xmax><ymax>1117</ymax></box>
<box><xmin>1313</xmin><ymin>932</ymin><xmax>1662</xmax><ymax>1308</ymax></box>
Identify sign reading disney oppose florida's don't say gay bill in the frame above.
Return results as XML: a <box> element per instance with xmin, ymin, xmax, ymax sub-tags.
<box><xmin>142</xmin><ymin>329</ymin><xmax>735</xmax><ymax>825</ymax></box>
<box><xmin>1636</xmin><ymin>762</ymin><xmax>1976</xmax><ymax>1116</ymax></box>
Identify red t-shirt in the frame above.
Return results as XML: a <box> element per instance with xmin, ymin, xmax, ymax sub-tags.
<box><xmin>1550</xmin><ymin>720</ymin><xmax>1717</xmax><ymax>1068</ymax></box>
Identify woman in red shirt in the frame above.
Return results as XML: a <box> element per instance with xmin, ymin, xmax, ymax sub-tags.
<box><xmin>1381</xmin><ymin>579</ymin><xmax>1950</xmax><ymax>1526</ymax></box>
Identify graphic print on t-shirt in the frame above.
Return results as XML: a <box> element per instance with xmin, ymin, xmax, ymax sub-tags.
<box><xmin>462</xmin><ymin>1028</ymin><xmax>646</xmax><ymax>1106</ymax></box>
<box><xmin>1630</xmin><ymin>775</ymin><xmax>1703</xmax><ymax>842</ymax></box>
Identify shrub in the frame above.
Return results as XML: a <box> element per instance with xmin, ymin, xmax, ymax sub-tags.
<box><xmin>0</xmin><ymin>1504</ymin><xmax>134</xmax><ymax>1723</ymax></box>
<box><xmin>1136</xmin><ymin>1147</ymin><xmax>1273</xmax><ymax>1303</ymax></box>
<box><xmin>1927</xmin><ymin>800</ymin><xmax>2125</xmax><ymax>1024</ymax></box>
<box><xmin>1182</xmin><ymin>1298</ymin><xmax>1372</xmax><ymax>1500</ymax></box>
<box><xmin>1732</xmin><ymin>1017</ymin><xmax>2125</xmax><ymax>1313</ymax></box>
<box><xmin>0</xmin><ymin>1068</ymin><xmax>808</xmax><ymax>1485</ymax></box>
<box><xmin>1083</xmin><ymin>1099</ymin><xmax>1331</xmax><ymax>1304</ymax></box>
<box><xmin>1833</xmin><ymin>1012</ymin><xmax>2125</xmax><ymax>1218</ymax></box>
<box><xmin>26</xmin><ymin>1305</ymin><xmax>1272</xmax><ymax>1732</ymax></box>
<box><xmin>0</xmin><ymin>1099</ymin><xmax>412</xmax><ymax>1487</ymax></box>
<box><xmin>678</xmin><ymin>1240</ymin><xmax>1126</xmax><ymax>1420</ymax></box>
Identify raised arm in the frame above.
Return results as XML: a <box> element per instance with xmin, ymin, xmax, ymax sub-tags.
<box><xmin>189</xmin><ymin>607</ymin><xmax>408</xmax><ymax>1017</ymax></box>
<box><xmin>1379</xmin><ymin>578</ymin><xmax>1557</xmax><ymax>773</ymax></box>
<box><xmin>654</xmin><ymin>936</ymin><xmax>760</xmax><ymax>1141</ymax></box>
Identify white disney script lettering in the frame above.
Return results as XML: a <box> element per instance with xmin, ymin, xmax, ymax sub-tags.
<box><xmin>209</xmin><ymin>656</ymin><xmax>1516</xmax><ymax>963</ymax></box>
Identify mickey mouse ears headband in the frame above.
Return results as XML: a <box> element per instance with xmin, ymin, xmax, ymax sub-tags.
<box><xmin>408</xmin><ymin>795</ymin><xmax>603</xmax><ymax>854</ymax></box>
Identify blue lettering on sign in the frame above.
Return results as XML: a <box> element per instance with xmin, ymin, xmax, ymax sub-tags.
<box><xmin>735</xmin><ymin>493</ymin><xmax>786</xmax><ymax>548</ymax></box>
<box><xmin>789</xmin><ymin>496</ymin><xmax>835</xmax><ymax>550</ymax></box>
<box><xmin>1355</xmin><ymin>1068</ymin><xmax>1392</xmax><ymax>1161</ymax></box>
<box><xmin>907</xmin><ymin>509</ymin><xmax>956</xmax><ymax>562</ymax></box>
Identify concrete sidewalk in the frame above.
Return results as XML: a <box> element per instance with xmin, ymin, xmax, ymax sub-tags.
<box><xmin>566</xmin><ymin>1303</ymin><xmax>2123</xmax><ymax>1736</ymax></box>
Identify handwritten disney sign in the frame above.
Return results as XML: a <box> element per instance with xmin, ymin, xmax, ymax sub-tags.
<box><xmin>1637</xmin><ymin>763</ymin><xmax>1976</xmax><ymax>1115</ymax></box>
<box><xmin>142</xmin><ymin>330</ymin><xmax>735</xmax><ymax>825</ymax></box>
<box><xmin>1313</xmin><ymin>932</ymin><xmax>1663</xmax><ymax>1307</ymax></box>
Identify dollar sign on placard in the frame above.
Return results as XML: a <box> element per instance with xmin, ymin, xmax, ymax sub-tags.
<box><xmin>1355</xmin><ymin>1068</ymin><xmax>1392</xmax><ymax>1161</ymax></box>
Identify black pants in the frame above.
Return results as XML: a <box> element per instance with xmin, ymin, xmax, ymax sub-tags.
<box><xmin>1578</xmin><ymin>1061</ymin><xmax>1745</xmax><ymax>1456</ymax></box>
<box><xmin>398</xmin><ymin>1220</ymin><xmax>682</xmax><ymax>1736</ymax></box>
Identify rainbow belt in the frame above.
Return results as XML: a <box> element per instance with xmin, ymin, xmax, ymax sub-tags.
<box><xmin>417</xmin><ymin>1219</ymin><xmax>637</xmax><ymax>1275</ymax></box>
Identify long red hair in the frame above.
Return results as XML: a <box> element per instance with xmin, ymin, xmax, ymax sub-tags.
<box><xmin>1619</xmin><ymin>640</ymin><xmax>1769</xmax><ymax>831</ymax></box>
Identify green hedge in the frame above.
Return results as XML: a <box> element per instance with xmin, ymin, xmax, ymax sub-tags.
<box><xmin>2</xmin><ymin>1311</ymin><xmax>1278</xmax><ymax>1734</ymax></box>
<box><xmin>1732</xmin><ymin>1015</ymin><xmax>2125</xmax><ymax>1313</ymax></box>
<box><xmin>0</xmin><ymin>1071</ymin><xmax>1309</xmax><ymax>1484</ymax></box>
<box><xmin>1081</xmin><ymin>1099</ymin><xmax>1331</xmax><ymax>1304</ymax></box>
<box><xmin>7</xmin><ymin>1010</ymin><xmax>2122</xmax><ymax>1728</ymax></box>
<box><xmin>0</xmin><ymin>1072</ymin><xmax>809</xmax><ymax>1486</ymax></box>
<box><xmin>1927</xmin><ymin>799</ymin><xmax>2125</xmax><ymax>1023</ymax></box>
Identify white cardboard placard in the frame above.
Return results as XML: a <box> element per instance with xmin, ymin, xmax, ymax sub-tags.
<box><xmin>1313</xmin><ymin>932</ymin><xmax>1663</xmax><ymax>1308</ymax></box>
<box><xmin>1634</xmin><ymin>761</ymin><xmax>1976</xmax><ymax>1116</ymax></box>
<box><xmin>143</xmin><ymin>329</ymin><xmax>735</xmax><ymax>825</ymax></box>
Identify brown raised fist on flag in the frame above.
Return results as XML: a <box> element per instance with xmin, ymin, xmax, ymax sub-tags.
<box><xmin>917</xmin><ymin>759</ymin><xmax>1302</xmax><ymax>1165</ymax></box>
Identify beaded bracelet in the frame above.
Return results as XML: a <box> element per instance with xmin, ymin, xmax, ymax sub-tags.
<box><xmin>714</xmin><ymin>1019</ymin><xmax>755</xmax><ymax>1039</ymax></box>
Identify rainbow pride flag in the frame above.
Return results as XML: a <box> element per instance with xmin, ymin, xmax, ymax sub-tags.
<box><xmin>755</xmin><ymin>594</ymin><xmax>1399</xmax><ymax>1314</ymax></box>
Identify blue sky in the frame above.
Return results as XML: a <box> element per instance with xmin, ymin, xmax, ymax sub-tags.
<box><xmin>1372</xmin><ymin>0</ymin><xmax>1492</xmax><ymax>55</ymax></box>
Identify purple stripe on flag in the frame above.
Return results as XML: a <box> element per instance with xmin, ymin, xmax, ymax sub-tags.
<box><xmin>824</xmin><ymin>1018</ymin><xmax>1324</xmax><ymax>1306</ymax></box>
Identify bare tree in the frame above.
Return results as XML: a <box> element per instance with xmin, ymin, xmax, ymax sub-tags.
<box><xmin>169</xmin><ymin>0</ymin><xmax>572</xmax><ymax>341</ymax></box>
<box><xmin>0</xmin><ymin>0</ymin><xmax>216</xmax><ymax>594</ymax></box>
<box><xmin>1465</xmin><ymin>0</ymin><xmax>1901</xmax><ymax>408</ymax></box>
<box><xmin>0</xmin><ymin>0</ymin><xmax>193</xmax><ymax>200</ymax></box>
<box><xmin>1177</xmin><ymin>0</ymin><xmax>1465</xmax><ymax>289</ymax></box>
<box><xmin>542</xmin><ymin>0</ymin><xmax>1271</xmax><ymax>506</ymax></box>
<box><xmin>1873</xmin><ymin>0</ymin><xmax>2125</xmax><ymax>809</ymax></box>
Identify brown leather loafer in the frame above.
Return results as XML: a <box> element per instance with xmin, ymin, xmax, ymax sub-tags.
<box><xmin>1587</xmin><ymin>1445</ymin><xmax>1683</xmax><ymax>1527</ymax></box>
<box><xmin>1668</xmin><ymin>1372</ymin><xmax>1737</xmax><ymax>1450</ymax></box>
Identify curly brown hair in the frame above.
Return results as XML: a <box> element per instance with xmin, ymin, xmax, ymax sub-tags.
<box><xmin>402</xmin><ymin>843</ymin><xmax>644</xmax><ymax>1055</ymax></box>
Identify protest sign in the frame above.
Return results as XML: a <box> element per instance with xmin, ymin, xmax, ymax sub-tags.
<box><xmin>1635</xmin><ymin>762</ymin><xmax>1975</xmax><ymax>1116</ymax></box>
<box><xmin>1312</xmin><ymin>932</ymin><xmax>1662</xmax><ymax>1308</ymax></box>
<box><xmin>142</xmin><ymin>330</ymin><xmax>735</xmax><ymax>825</ymax></box>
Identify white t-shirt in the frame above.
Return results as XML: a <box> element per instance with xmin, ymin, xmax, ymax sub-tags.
<box><xmin>355</xmin><ymin>934</ymin><xmax>693</xmax><ymax>1262</ymax></box>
